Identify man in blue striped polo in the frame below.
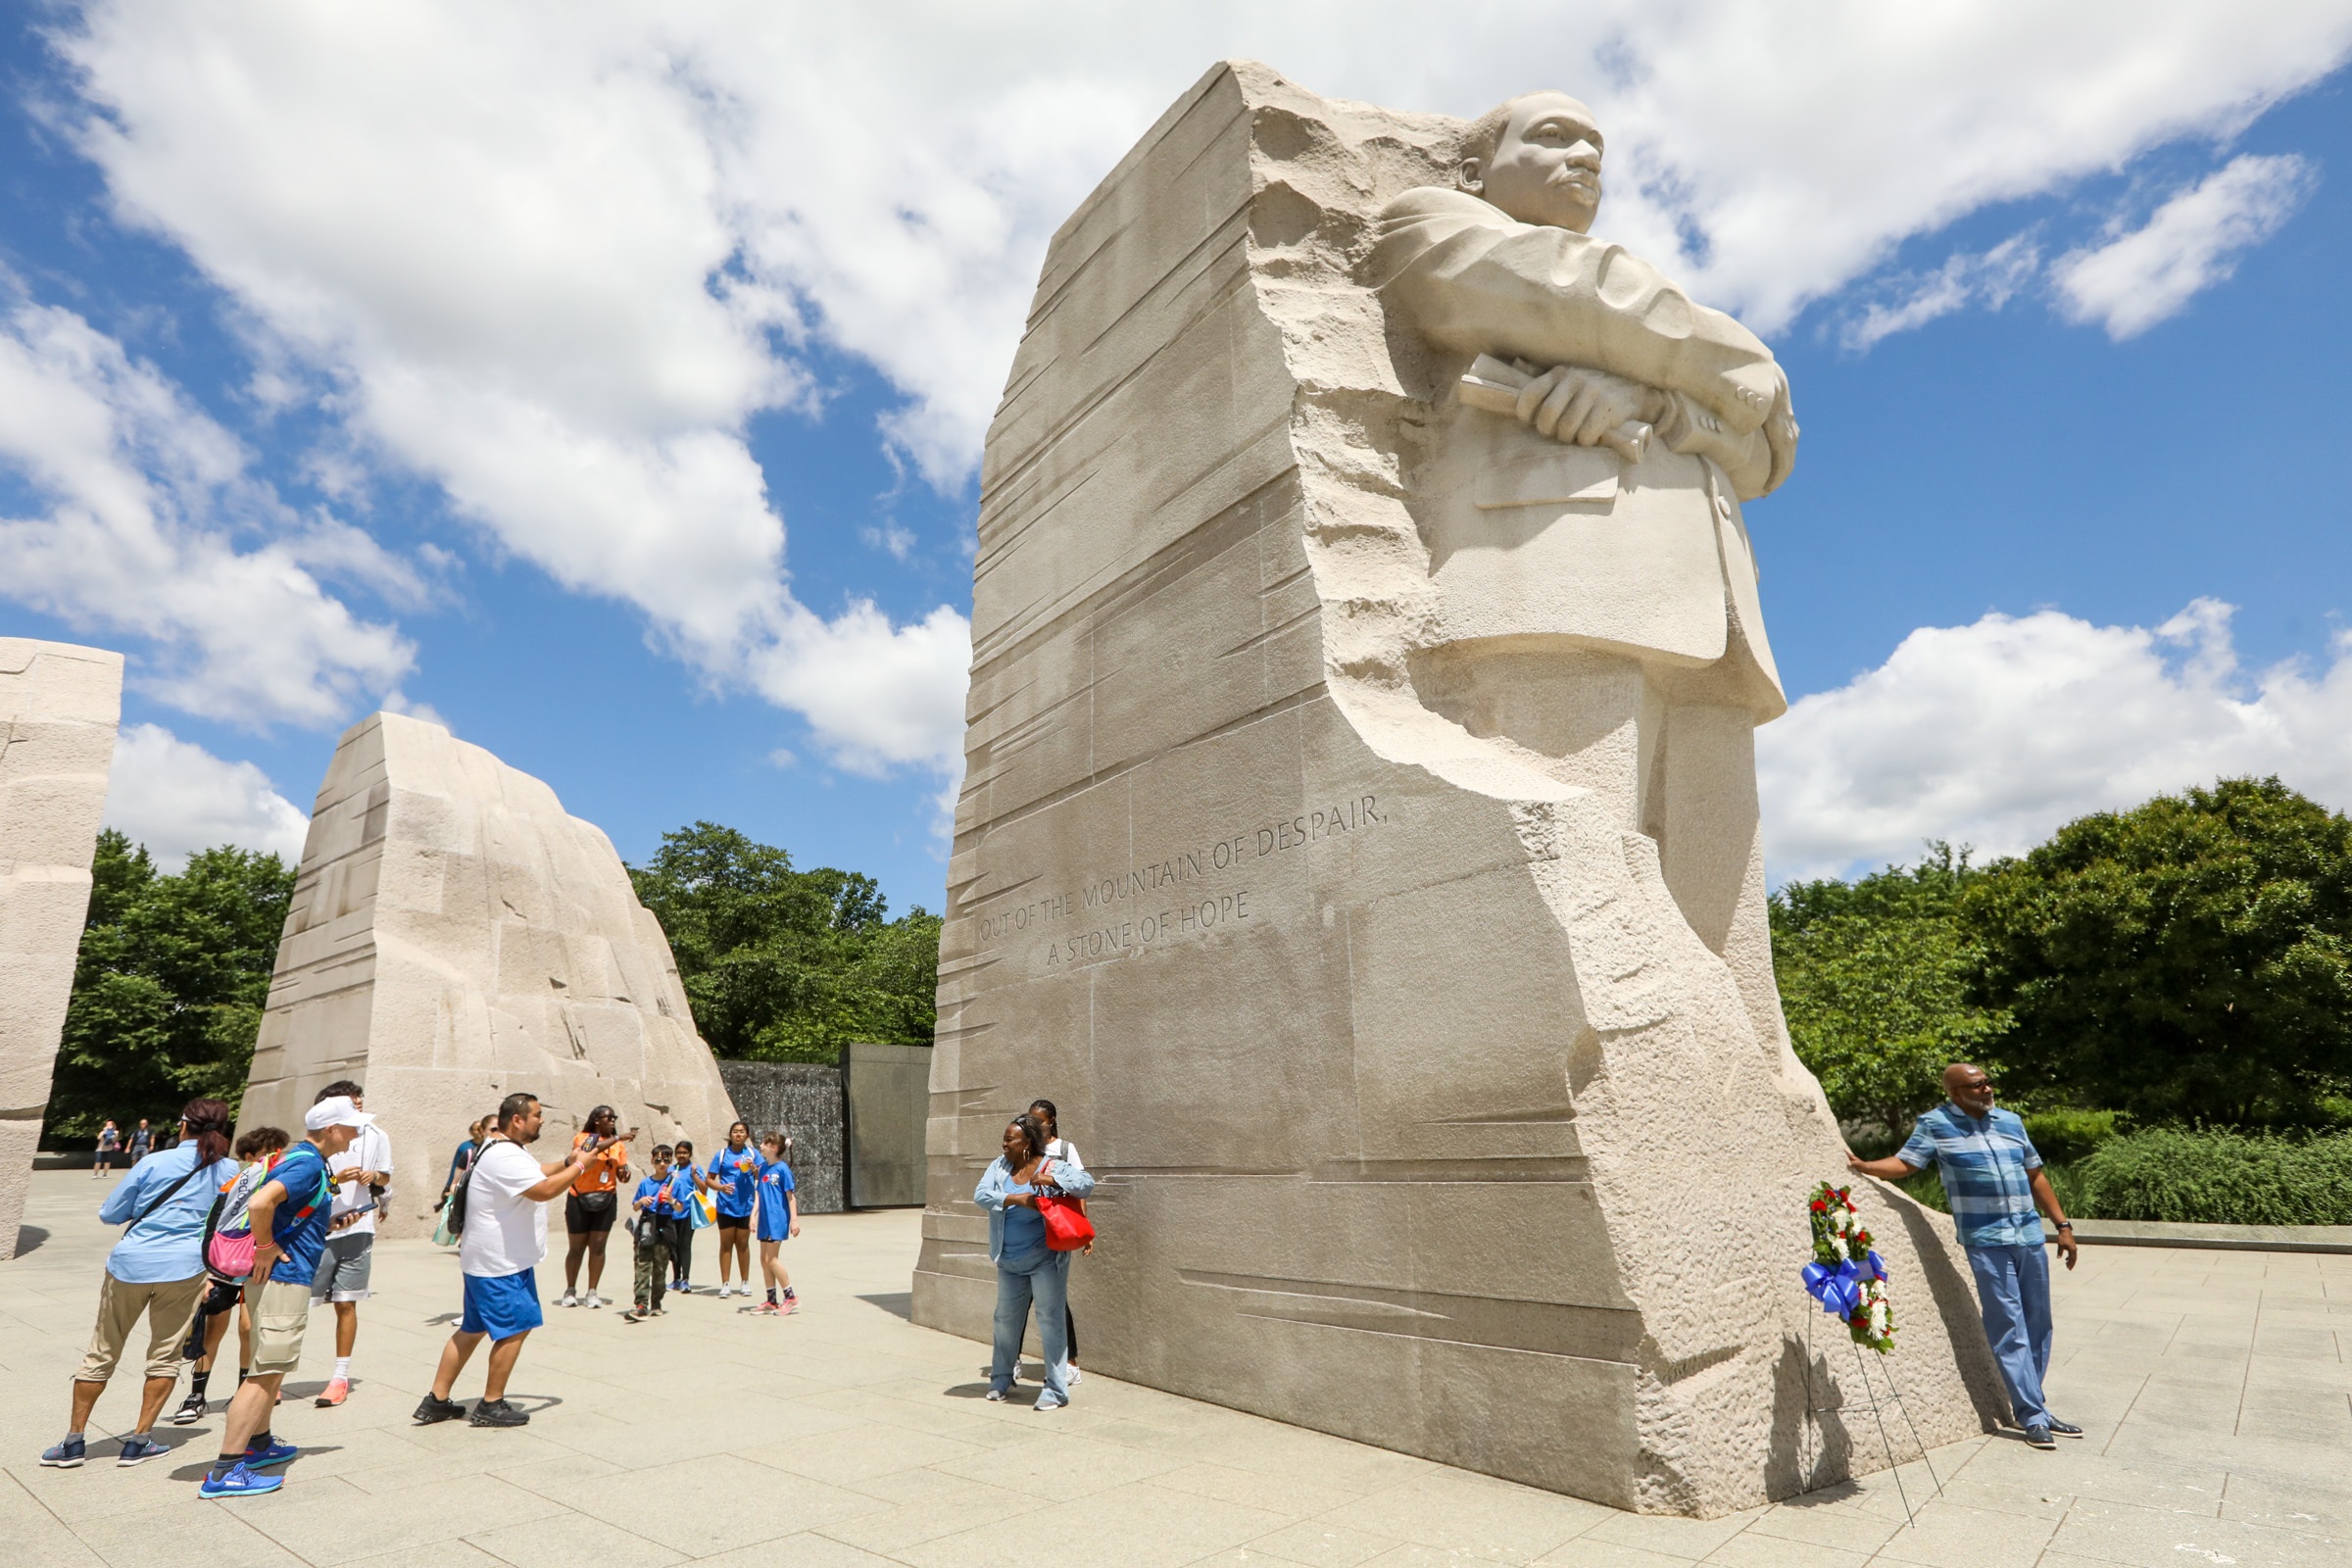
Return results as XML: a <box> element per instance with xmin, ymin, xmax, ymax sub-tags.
<box><xmin>1847</xmin><ymin>1062</ymin><xmax>2080</xmax><ymax>1449</ymax></box>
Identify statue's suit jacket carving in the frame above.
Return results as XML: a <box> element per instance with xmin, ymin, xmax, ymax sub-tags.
<box><xmin>1371</xmin><ymin>187</ymin><xmax>1797</xmax><ymax>714</ymax></box>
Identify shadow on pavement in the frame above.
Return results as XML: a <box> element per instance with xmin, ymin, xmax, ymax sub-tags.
<box><xmin>858</xmin><ymin>1292</ymin><xmax>912</xmax><ymax>1321</ymax></box>
<box><xmin>14</xmin><ymin>1225</ymin><xmax>46</xmax><ymax>1255</ymax></box>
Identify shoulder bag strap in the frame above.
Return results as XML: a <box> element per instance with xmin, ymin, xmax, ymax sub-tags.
<box><xmin>124</xmin><ymin>1160</ymin><xmax>206</xmax><ymax>1234</ymax></box>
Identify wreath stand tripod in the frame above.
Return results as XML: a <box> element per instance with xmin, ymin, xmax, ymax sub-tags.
<box><xmin>1803</xmin><ymin>1306</ymin><xmax>1945</xmax><ymax>1528</ymax></box>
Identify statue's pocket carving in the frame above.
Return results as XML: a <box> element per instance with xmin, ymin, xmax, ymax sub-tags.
<box><xmin>1474</xmin><ymin>441</ymin><xmax>1620</xmax><ymax>511</ymax></box>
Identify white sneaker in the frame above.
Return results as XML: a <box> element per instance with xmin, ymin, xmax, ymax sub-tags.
<box><xmin>586</xmin><ymin>1292</ymin><xmax>604</xmax><ymax>1309</ymax></box>
<box><xmin>559</xmin><ymin>1291</ymin><xmax>578</xmax><ymax>1308</ymax></box>
<box><xmin>1067</xmin><ymin>1364</ymin><xmax>1083</xmax><ymax>1385</ymax></box>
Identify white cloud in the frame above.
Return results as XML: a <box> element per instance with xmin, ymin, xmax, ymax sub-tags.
<box><xmin>43</xmin><ymin>2</ymin><xmax>2352</xmax><ymax>770</ymax></box>
<box><xmin>103</xmin><ymin>721</ymin><xmax>311</xmax><ymax>870</ymax></box>
<box><xmin>0</xmin><ymin>297</ymin><xmax>416</xmax><ymax>726</ymax></box>
<box><xmin>2054</xmin><ymin>154</ymin><xmax>2319</xmax><ymax>338</ymax></box>
<box><xmin>1838</xmin><ymin>235</ymin><xmax>2040</xmax><ymax>350</ymax></box>
<box><xmin>1757</xmin><ymin>600</ymin><xmax>2352</xmax><ymax>883</ymax></box>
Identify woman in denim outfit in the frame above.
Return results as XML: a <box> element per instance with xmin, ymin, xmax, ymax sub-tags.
<box><xmin>974</xmin><ymin>1113</ymin><xmax>1095</xmax><ymax>1410</ymax></box>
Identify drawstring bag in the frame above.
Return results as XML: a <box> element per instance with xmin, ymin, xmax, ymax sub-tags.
<box><xmin>204</xmin><ymin>1158</ymin><xmax>330</xmax><ymax>1284</ymax></box>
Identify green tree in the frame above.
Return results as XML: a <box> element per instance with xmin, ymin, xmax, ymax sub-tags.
<box><xmin>1958</xmin><ymin>776</ymin><xmax>2352</xmax><ymax>1128</ymax></box>
<box><xmin>628</xmin><ymin>821</ymin><xmax>940</xmax><ymax>1062</ymax></box>
<box><xmin>45</xmin><ymin>830</ymin><xmax>297</xmax><ymax>1145</ymax></box>
<box><xmin>1772</xmin><ymin>845</ymin><xmax>2011</xmax><ymax>1135</ymax></box>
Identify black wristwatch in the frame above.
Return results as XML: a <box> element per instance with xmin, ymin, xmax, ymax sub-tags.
<box><xmin>2054</xmin><ymin>1220</ymin><xmax>2073</xmax><ymax>1231</ymax></box>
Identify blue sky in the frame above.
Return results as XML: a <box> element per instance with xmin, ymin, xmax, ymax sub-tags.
<box><xmin>6</xmin><ymin>4</ymin><xmax>2352</xmax><ymax>910</ymax></box>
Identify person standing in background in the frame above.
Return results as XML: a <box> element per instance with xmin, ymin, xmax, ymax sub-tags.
<box><xmin>415</xmin><ymin>1092</ymin><xmax>595</xmax><ymax>1429</ymax></box>
<box><xmin>560</xmin><ymin>1105</ymin><xmax>630</xmax><ymax>1308</ymax></box>
<box><xmin>749</xmin><ymin>1131</ymin><xmax>800</xmax><ymax>1316</ymax></box>
<box><xmin>40</xmin><ymin>1100</ymin><xmax>236</xmax><ymax>1470</ymax></box>
<box><xmin>94</xmin><ymin>1120</ymin><xmax>120</xmax><ymax>1178</ymax></box>
<box><xmin>668</xmin><ymin>1137</ymin><xmax>707</xmax><ymax>1294</ymax></box>
<box><xmin>127</xmin><ymin>1119</ymin><xmax>153</xmax><ymax>1161</ymax></box>
<box><xmin>1028</xmin><ymin>1099</ymin><xmax>1089</xmax><ymax>1387</ymax></box>
<box><xmin>310</xmin><ymin>1079</ymin><xmax>394</xmax><ymax>1408</ymax></box>
<box><xmin>706</xmin><ymin>1122</ymin><xmax>760</xmax><ymax>1298</ymax></box>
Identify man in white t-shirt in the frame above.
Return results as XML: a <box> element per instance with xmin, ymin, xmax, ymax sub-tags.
<box><xmin>412</xmin><ymin>1092</ymin><xmax>593</xmax><ymax>1429</ymax></box>
<box><xmin>309</xmin><ymin>1079</ymin><xmax>394</xmax><ymax>1408</ymax></box>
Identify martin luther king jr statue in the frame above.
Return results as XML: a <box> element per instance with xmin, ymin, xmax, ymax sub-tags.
<box><xmin>1371</xmin><ymin>90</ymin><xmax>1800</xmax><ymax>1056</ymax></box>
<box><xmin>922</xmin><ymin>64</ymin><xmax>1999</xmax><ymax>1519</ymax></box>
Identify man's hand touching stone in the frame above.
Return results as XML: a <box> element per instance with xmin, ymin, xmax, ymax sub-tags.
<box><xmin>1513</xmin><ymin>364</ymin><xmax>1662</xmax><ymax>462</ymax></box>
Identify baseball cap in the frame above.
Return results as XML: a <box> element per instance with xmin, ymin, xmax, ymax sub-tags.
<box><xmin>305</xmin><ymin>1095</ymin><xmax>376</xmax><ymax>1132</ymax></box>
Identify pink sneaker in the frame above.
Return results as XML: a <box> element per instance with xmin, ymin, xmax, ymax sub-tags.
<box><xmin>316</xmin><ymin>1378</ymin><xmax>349</xmax><ymax>1407</ymax></box>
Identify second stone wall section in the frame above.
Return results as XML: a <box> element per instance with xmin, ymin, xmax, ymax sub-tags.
<box><xmin>715</xmin><ymin>1060</ymin><xmax>845</xmax><ymax>1215</ymax></box>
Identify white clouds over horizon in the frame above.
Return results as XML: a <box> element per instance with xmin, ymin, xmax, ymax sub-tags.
<box><xmin>1757</xmin><ymin>600</ymin><xmax>2352</xmax><ymax>884</ymax></box>
<box><xmin>16</xmin><ymin>1</ymin><xmax>2352</xmax><ymax>789</ymax></box>
<box><xmin>103</xmin><ymin>721</ymin><xmax>312</xmax><ymax>871</ymax></box>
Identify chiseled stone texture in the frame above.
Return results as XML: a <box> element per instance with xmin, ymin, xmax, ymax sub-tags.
<box><xmin>914</xmin><ymin>62</ymin><xmax>2005</xmax><ymax>1516</ymax></box>
<box><xmin>0</xmin><ymin>639</ymin><xmax>122</xmax><ymax>1260</ymax></box>
<box><xmin>241</xmin><ymin>711</ymin><xmax>737</xmax><ymax>1238</ymax></box>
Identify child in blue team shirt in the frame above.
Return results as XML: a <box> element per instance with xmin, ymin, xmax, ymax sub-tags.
<box><xmin>624</xmin><ymin>1146</ymin><xmax>683</xmax><ymax>1321</ymax></box>
<box><xmin>667</xmin><ymin>1138</ymin><xmax>707</xmax><ymax>1294</ymax></box>
<box><xmin>749</xmin><ymin>1131</ymin><xmax>801</xmax><ymax>1316</ymax></box>
<box><xmin>706</xmin><ymin>1123</ymin><xmax>760</xmax><ymax>1298</ymax></box>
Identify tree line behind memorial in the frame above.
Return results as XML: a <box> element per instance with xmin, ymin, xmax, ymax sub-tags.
<box><xmin>40</xmin><ymin>820</ymin><xmax>940</xmax><ymax>1150</ymax></box>
<box><xmin>1775</xmin><ymin>775</ymin><xmax>2352</xmax><ymax>1225</ymax></box>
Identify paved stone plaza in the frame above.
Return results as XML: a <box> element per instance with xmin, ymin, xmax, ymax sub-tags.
<box><xmin>0</xmin><ymin>1169</ymin><xmax>2345</xmax><ymax>1567</ymax></box>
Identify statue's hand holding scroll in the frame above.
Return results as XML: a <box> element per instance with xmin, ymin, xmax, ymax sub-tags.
<box><xmin>1458</xmin><ymin>355</ymin><xmax>1664</xmax><ymax>463</ymax></box>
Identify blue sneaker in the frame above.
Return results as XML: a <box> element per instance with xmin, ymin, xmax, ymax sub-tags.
<box><xmin>117</xmin><ymin>1435</ymin><xmax>171</xmax><ymax>1467</ymax></box>
<box><xmin>242</xmin><ymin>1438</ymin><xmax>299</xmax><ymax>1468</ymax></box>
<box><xmin>198</xmin><ymin>1462</ymin><xmax>283</xmax><ymax>1499</ymax></box>
<box><xmin>39</xmin><ymin>1435</ymin><xmax>86</xmax><ymax>1468</ymax></box>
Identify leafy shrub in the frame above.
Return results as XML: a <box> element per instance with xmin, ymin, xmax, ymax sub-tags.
<box><xmin>2076</xmin><ymin>1128</ymin><xmax>2352</xmax><ymax>1225</ymax></box>
<box><xmin>2022</xmin><ymin>1108</ymin><xmax>2122</xmax><ymax>1166</ymax></box>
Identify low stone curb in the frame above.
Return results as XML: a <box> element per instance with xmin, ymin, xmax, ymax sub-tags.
<box><xmin>2071</xmin><ymin>1218</ymin><xmax>2352</xmax><ymax>1254</ymax></box>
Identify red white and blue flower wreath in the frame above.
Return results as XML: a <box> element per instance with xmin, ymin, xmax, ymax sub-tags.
<box><xmin>1802</xmin><ymin>1181</ymin><xmax>1895</xmax><ymax>1353</ymax></box>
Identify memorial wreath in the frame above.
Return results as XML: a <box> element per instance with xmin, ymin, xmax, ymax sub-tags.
<box><xmin>1801</xmin><ymin>1180</ymin><xmax>1895</xmax><ymax>1353</ymax></box>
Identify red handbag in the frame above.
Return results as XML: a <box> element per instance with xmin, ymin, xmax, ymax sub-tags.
<box><xmin>1038</xmin><ymin>1190</ymin><xmax>1095</xmax><ymax>1250</ymax></box>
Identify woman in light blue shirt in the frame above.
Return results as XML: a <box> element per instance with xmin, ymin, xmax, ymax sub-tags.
<box><xmin>974</xmin><ymin>1112</ymin><xmax>1095</xmax><ymax>1410</ymax></box>
<box><xmin>42</xmin><ymin>1098</ymin><xmax>237</xmax><ymax>1469</ymax></box>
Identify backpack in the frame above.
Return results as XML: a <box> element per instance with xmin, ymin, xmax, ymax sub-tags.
<box><xmin>443</xmin><ymin>1137</ymin><xmax>501</xmax><ymax>1241</ymax></box>
<box><xmin>203</xmin><ymin>1155</ymin><xmax>331</xmax><ymax>1285</ymax></box>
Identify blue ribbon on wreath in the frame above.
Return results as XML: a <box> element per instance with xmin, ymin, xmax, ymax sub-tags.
<box><xmin>1799</xmin><ymin>1250</ymin><xmax>1887</xmax><ymax>1319</ymax></box>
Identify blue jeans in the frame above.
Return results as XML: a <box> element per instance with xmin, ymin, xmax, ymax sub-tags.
<box><xmin>1967</xmin><ymin>1243</ymin><xmax>2053</xmax><ymax>1428</ymax></box>
<box><xmin>990</xmin><ymin>1248</ymin><xmax>1070</xmax><ymax>1406</ymax></box>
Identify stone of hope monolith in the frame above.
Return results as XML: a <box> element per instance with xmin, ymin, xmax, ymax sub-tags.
<box><xmin>0</xmin><ymin>639</ymin><xmax>122</xmax><ymax>1261</ymax></box>
<box><xmin>912</xmin><ymin>62</ymin><xmax>2007</xmax><ymax>1514</ymax></box>
<box><xmin>240</xmin><ymin>712</ymin><xmax>737</xmax><ymax>1238</ymax></box>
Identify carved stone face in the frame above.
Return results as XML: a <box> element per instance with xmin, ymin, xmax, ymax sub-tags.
<box><xmin>1465</xmin><ymin>92</ymin><xmax>1603</xmax><ymax>233</ymax></box>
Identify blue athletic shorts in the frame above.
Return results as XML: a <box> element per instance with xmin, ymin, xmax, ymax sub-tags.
<box><xmin>460</xmin><ymin>1267</ymin><xmax>544</xmax><ymax>1342</ymax></box>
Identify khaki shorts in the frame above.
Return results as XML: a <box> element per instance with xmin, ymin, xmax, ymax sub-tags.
<box><xmin>78</xmin><ymin>1272</ymin><xmax>205</xmax><ymax>1383</ymax></box>
<box><xmin>248</xmin><ymin>1278</ymin><xmax>316</xmax><ymax>1377</ymax></box>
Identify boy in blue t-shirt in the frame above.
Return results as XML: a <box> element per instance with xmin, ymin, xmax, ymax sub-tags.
<box><xmin>750</xmin><ymin>1131</ymin><xmax>801</xmax><ymax>1316</ymax></box>
<box><xmin>200</xmin><ymin>1096</ymin><xmax>370</xmax><ymax>1499</ymax></box>
<box><xmin>625</xmin><ymin>1146</ymin><xmax>685</xmax><ymax>1321</ymax></box>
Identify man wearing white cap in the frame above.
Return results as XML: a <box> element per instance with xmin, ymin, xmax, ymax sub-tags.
<box><xmin>199</xmin><ymin>1094</ymin><xmax>370</xmax><ymax>1500</ymax></box>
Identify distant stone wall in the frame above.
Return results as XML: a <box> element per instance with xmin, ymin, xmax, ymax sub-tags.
<box><xmin>845</xmin><ymin>1042</ymin><xmax>931</xmax><ymax>1207</ymax></box>
<box><xmin>715</xmin><ymin>1060</ymin><xmax>844</xmax><ymax>1214</ymax></box>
